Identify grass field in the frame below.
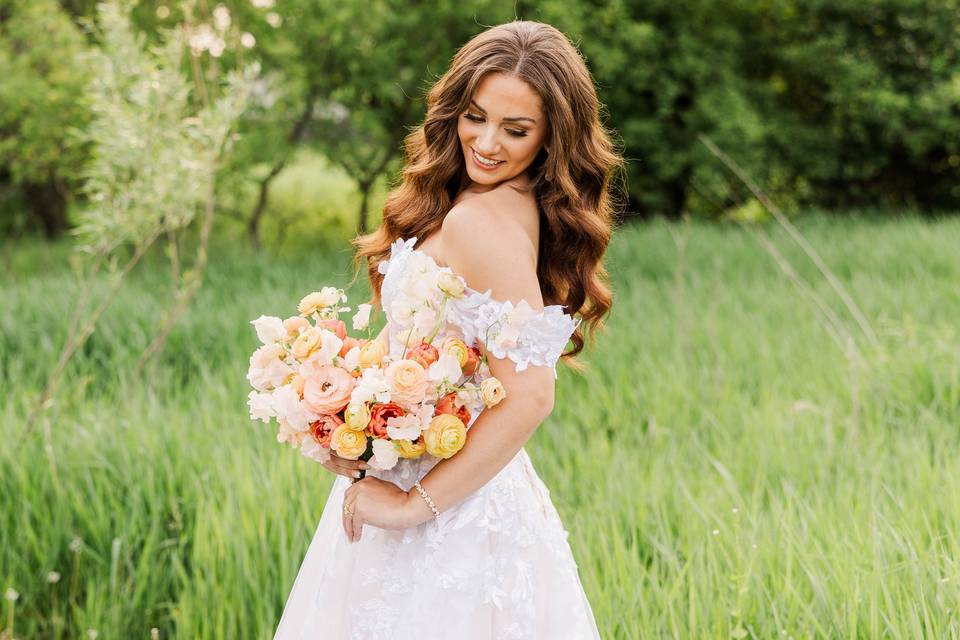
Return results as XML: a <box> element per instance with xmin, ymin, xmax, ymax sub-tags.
<box><xmin>2</xmin><ymin>212</ymin><xmax>959</xmax><ymax>639</ymax></box>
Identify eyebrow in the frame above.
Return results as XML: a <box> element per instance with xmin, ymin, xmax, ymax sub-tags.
<box><xmin>470</xmin><ymin>100</ymin><xmax>537</xmax><ymax>125</ymax></box>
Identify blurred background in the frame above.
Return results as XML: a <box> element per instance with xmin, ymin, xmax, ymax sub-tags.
<box><xmin>2</xmin><ymin>1</ymin><xmax>958</xmax><ymax>638</ymax></box>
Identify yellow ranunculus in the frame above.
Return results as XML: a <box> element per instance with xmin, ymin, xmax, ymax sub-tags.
<box><xmin>291</xmin><ymin>327</ymin><xmax>323</xmax><ymax>359</ymax></box>
<box><xmin>395</xmin><ymin>438</ymin><xmax>426</xmax><ymax>459</ymax></box>
<box><xmin>330</xmin><ymin>424</ymin><xmax>367</xmax><ymax>459</ymax></box>
<box><xmin>298</xmin><ymin>287</ymin><xmax>343</xmax><ymax>316</ymax></box>
<box><xmin>344</xmin><ymin>402</ymin><xmax>371</xmax><ymax>431</ymax></box>
<box><xmin>423</xmin><ymin>414</ymin><xmax>466</xmax><ymax>459</ymax></box>
<box><xmin>358</xmin><ymin>339</ymin><xmax>388</xmax><ymax>369</ymax></box>
<box><xmin>437</xmin><ymin>272</ymin><xmax>466</xmax><ymax>298</ymax></box>
<box><xmin>440</xmin><ymin>336</ymin><xmax>469</xmax><ymax>368</ymax></box>
<box><xmin>479</xmin><ymin>377</ymin><xmax>506</xmax><ymax>408</ymax></box>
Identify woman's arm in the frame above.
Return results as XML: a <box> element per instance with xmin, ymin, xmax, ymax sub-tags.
<box><xmin>402</xmin><ymin>202</ymin><xmax>557</xmax><ymax>526</ymax></box>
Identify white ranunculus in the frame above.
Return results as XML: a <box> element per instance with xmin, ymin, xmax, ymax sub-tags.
<box><xmin>300</xmin><ymin>436</ymin><xmax>331</xmax><ymax>463</ymax></box>
<box><xmin>352</xmin><ymin>303</ymin><xmax>372</xmax><ymax>331</ymax></box>
<box><xmin>251</xmin><ymin>315</ymin><xmax>286</xmax><ymax>345</ymax></box>
<box><xmin>369</xmin><ymin>438</ymin><xmax>400</xmax><ymax>470</ymax></box>
<box><xmin>271</xmin><ymin>384</ymin><xmax>318</xmax><ymax>432</ymax></box>
<box><xmin>247</xmin><ymin>344</ymin><xmax>292</xmax><ymax>391</ymax></box>
<box><xmin>247</xmin><ymin>390</ymin><xmax>275</xmax><ymax>422</ymax></box>
<box><xmin>428</xmin><ymin>353</ymin><xmax>463</xmax><ymax>385</ymax></box>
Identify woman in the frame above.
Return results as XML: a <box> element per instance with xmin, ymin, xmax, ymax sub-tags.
<box><xmin>275</xmin><ymin>20</ymin><xmax>622</xmax><ymax>639</ymax></box>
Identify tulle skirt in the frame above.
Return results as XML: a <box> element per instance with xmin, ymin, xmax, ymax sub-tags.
<box><xmin>273</xmin><ymin>447</ymin><xmax>601</xmax><ymax>639</ymax></box>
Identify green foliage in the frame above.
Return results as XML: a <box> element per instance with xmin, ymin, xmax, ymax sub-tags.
<box><xmin>0</xmin><ymin>0</ymin><xmax>92</xmax><ymax>234</ymax></box>
<box><xmin>72</xmin><ymin>2</ymin><xmax>256</xmax><ymax>256</ymax></box>
<box><xmin>524</xmin><ymin>0</ymin><xmax>960</xmax><ymax>216</ymax></box>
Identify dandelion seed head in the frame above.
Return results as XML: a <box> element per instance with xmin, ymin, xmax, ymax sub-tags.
<box><xmin>87</xmin><ymin>629</ymin><xmax>99</xmax><ymax>640</ymax></box>
<box><xmin>156</xmin><ymin>5</ymin><xmax>170</xmax><ymax>19</ymax></box>
<box><xmin>265</xmin><ymin>12</ymin><xmax>282</xmax><ymax>28</ymax></box>
<box><xmin>47</xmin><ymin>571</ymin><xmax>61</xmax><ymax>584</ymax></box>
<box><xmin>4</xmin><ymin>587</ymin><xmax>19</xmax><ymax>601</ymax></box>
<box><xmin>151</xmin><ymin>628</ymin><xmax>160</xmax><ymax>639</ymax></box>
<box><xmin>712</xmin><ymin>529</ymin><xmax>720</xmax><ymax>536</ymax></box>
<box><xmin>70</xmin><ymin>537</ymin><xmax>83</xmax><ymax>552</ymax></box>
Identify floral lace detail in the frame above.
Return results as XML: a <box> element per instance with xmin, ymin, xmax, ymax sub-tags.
<box><xmin>379</xmin><ymin>236</ymin><xmax>582</xmax><ymax>378</ymax></box>
<box><xmin>339</xmin><ymin>449</ymin><xmax>598</xmax><ymax>640</ymax></box>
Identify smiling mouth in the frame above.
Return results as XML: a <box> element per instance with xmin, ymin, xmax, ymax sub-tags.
<box><xmin>471</xmin><ymin>148</ymin><xmax>504</xmax><ymax>167</ymax></box>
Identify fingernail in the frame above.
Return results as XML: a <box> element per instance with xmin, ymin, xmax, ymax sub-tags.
<box><xmin>353</xmin><ymin>471</ymin><xmax>361</xmax><ymax>478</ymax></box>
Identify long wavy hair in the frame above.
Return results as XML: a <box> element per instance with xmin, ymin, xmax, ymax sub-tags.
<box><xmin>353</xmin><ymin>20</ymin><xmax>624</xmax><ymax>368</ymax></box>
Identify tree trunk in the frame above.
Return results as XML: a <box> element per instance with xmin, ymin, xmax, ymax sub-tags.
<box><xmin>357</xmin><ymin>180</ymin><xmax>371</xmax><ymax>234</ymax></box>
<box><xmin>23</xmin><ymin>175</ymin><xmax>69</xmax><ymax>238</ymax></box>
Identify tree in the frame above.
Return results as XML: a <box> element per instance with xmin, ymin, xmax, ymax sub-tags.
<box><xmin>0</xmin><ymin>0</ymin><xmax>92</xmax><ymax>237</ymax></box>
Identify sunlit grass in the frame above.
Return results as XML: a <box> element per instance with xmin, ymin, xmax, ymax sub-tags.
<box><xmin>2</xmin><ymin>211</ymin><xmax>959</xmax><ymax>638</ymax></box>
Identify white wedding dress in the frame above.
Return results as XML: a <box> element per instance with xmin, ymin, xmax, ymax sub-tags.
<box><xmin>274</xmin><ymin>237</ymin><xmax>602</xmax><ymax>639</ymax></box>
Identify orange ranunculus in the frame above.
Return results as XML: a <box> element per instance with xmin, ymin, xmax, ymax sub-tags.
<box><xmin>405</xmin><ymin>341</ymin><xmax>439</xmax><ymax>369</ymax></box>
<box><xmin>462</xmin><ymin>346</ymin><xmax>482</xmax><ymax>376</ymax></box>
<box><xmin>310</xmin><ymin>413</ymin><xmax>344</xmax><ymax>448</ymax></box>
<box><xmin>368</xmin><ymin>402</ymin><xmax>406</xmax><ymax>439</ymax></box>
<box><xmin>436</xmin><ymin>391</ymin><xmax>471</xmax><ymax>427</ymax></box>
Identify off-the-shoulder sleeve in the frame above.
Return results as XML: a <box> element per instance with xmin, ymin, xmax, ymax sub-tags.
<box><xmin>447</xmin><ymin>290</ymin><xmax>580</xmax><ymax>378</ymax></box>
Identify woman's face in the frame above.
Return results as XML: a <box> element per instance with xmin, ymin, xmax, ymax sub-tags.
<box><xmin>457</xmin><ymin>72</ymin><xmax>548</xmax><ymax>190</ymax></box>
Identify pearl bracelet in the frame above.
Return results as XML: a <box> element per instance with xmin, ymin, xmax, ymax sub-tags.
<box><xmin>413</xmin><ymin>480</ymin><xmax>440</xmax><ymax>519</ymax></box>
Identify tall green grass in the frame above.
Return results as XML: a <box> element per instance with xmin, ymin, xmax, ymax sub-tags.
<box><xmin>2</xmin><ymin>212</ymin><xmax>959</xmax><ymax>638</ymax></box>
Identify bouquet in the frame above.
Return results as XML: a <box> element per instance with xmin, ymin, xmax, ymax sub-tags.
<box><xmin>245</xmin><ymin>284</ymin><xmax>506</xmax><ymax>479</ymax></box>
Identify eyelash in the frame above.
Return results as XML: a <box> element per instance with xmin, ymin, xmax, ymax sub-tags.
<box><xmin>463</xmin><ymin>113</ymin><xmax>528</xmax><ymax>138</ymax></box>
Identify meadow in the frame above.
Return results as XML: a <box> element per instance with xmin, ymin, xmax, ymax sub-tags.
<box><xmin>2</xmin><ymin>211</ymin><xmax>959</xmax><ymax>639</ymax></box>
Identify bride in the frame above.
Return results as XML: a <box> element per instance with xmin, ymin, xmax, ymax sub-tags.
<box><xmin>274</xmin><ymin>19</ymin><xmax>622</xmax><ymax>639</ymax></box>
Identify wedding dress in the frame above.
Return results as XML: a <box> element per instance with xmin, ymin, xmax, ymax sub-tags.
<box><xmin>274</xmin><ymin>237</ymin><xmax>602</xmax><ymax>639</ymax></box>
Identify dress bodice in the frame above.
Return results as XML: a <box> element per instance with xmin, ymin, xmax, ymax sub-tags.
<box><xmin>377</xmin><ymin>236</ymin><xmax>580</xmax><ymax>379</ymax></box>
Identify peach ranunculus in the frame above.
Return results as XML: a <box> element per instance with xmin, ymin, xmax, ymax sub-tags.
<box><xmin>344</xmin><ymin>402</ymin><xmax>371</xmax><ymax>431</ymax></box>
<box><xmin>436</xmin><ymin>391</ymin><xmax>471</xmax><ymax>427</ymax></box>
<box><xmin>303</xmin><ymin>365</ymin><xmax>356</xmax><ymax>414</ymax></box>
<box><xmin>368</xmin><ymin>402</ymin><xmax>406</xmax><ymax>439</ymax></box>
<box><xmin>310</xmin><ymin>413</ymin><xmax>344</xmax><ymax>448</ymax></box>
<box><xmin>283</xmin><ymin>316</ymin><xmax>310</xmax><ymax>340</ymax></box>
<box><xmin>395</xmin><ymin>437</ymin><xmax>426</xmax><ymax>459</ymax></box>
<box><xmin>479</xmin><ymin>376</ymin><xmax>506</xmax><ymax>408</ymax></box>
<box><xmin>439</xmin><ymin>336</ymin><xmax>470</xmax><ymax>368</ymax></box>
<box><xmin>358</xmin><ymin>339</ymin><xmax>388</xmax><ymax>369</ymax></box>
<box><xmin>386</xmin><ymin>358</ymin><xmax>429</xmax><ymax>407</ymax></box>
<box><xmin>423</xmin><ymin>414</ymin><xmax>467</xmax><ymax>459</ymax></box>
<box><xmin>405</xmin><ymin>341</ymin><xmax>440</xmax><ymax>369</ymax></box>
<box><xmin>330</xmin><ymin>424</ymin><xmax>367</xmax><ymax>459</ymax></box>
<box><xmin>318</xmin><ymin>318</ymin><xmax>347</xmax><ymax>341</ymax></box>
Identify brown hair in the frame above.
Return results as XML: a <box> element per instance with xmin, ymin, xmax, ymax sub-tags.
<box><xmin>353</xmin><ymin>20</ymin><xmax>624</xmax><ymax>368</ymax></box>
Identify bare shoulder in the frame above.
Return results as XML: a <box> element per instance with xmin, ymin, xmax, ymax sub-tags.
<box><xmin>440</xmin><ymin>186</ymin><xmax>543</xmax><ymax>310</ymax></box>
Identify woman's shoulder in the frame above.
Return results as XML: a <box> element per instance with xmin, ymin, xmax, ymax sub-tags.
<box><xmin>444</xmin><ymin>180</ymin><xmax>539</xmax><ymax>254</ymax></box>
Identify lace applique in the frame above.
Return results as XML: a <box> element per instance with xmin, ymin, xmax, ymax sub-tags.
<box><xmin>379</xmin><ymin>236</ymin><xmax>581</xmax><ymax>378</ymax></box>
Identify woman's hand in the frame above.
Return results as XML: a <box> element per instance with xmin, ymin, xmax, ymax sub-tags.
<box><xmin>320</xmin><ymin>451</ymin><xmax>369</xmax><ymax>480</ymax></box>
<box><xmin>341</xmin><ymin>475</ymin><xmax>418</xmax><ymax>543</ymax></box>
